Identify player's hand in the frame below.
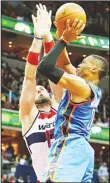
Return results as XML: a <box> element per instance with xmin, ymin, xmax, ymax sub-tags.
<box><xmin>32</xmin><ymin>3</ymin><xmax>52</xmax><ymax>38</ymax></box>
<box><xmin>60</xmin><ymin>19</ymin><xmax>85</xmax><ymax>42</ymax></box>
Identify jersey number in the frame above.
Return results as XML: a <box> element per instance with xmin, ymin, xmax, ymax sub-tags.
<box><xmin>45</xmin><ymin>129</ymin><xmax>54</xmax><ymax>148</ymax></box>
<box><xmin>87</xmin><ymin>109</ymin><xmax>95</xmax><ymax>131</ymax></box>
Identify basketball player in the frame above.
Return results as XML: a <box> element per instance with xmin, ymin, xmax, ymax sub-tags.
<box><xmin>37</xmin><ymin>19</ymin><xmax>109</xmax><ymax>182</ymax></box>
<box><xmin>19</xmin><ymin>7</ymin><xmax>58</xmax><ymax>182</ymax></box>
<box><xmin>19</xmin><ymin>4</ymin><xmax>72</xmax><ymax>182</ymax></box>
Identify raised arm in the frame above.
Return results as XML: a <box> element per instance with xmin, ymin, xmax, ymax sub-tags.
<box><xmin>55</xmin><ymin>18</ymin><xmax>84</xmax><ymax>74</ymax></box>
<box><xmin>35</xmin><ymin>4</ymin><xmax>64</xmax><ymax>103</ymax></box>
<box><xmin>43</xmin><ymin>32</ymin><xmax>64</xmax><ymax>103</ymax></box>
<box><xmin>19</xmin><ymin>38</ymin><xmax>42</xmax><ymax>123</ymax></box>
<box><xmin>37</xmin><ymin>20</ymin><xmax>91</xmax><ymax>98</ymax></box>
<box><xmin>19</xmin><ymin>5</ymin><xmax>50</xmax><ymax>123</ymax></box>
<box><xmin>41</xmin><ymin>7</ymin><xmax>83</xmax><ymax>102</ymax></box>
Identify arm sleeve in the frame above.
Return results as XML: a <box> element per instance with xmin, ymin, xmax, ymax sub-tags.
<box><xmin>37</xmin><ymin>39</ymin><xmax>67</xmax><ymax>84</ymax></box>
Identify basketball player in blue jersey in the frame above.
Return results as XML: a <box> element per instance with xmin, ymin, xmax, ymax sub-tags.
<box><xmin>37</xmin><ymin>17</ymin><xmax>109</xmax><ymax>182</ymax></box>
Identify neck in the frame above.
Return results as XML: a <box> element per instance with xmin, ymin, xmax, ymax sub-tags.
<box><xmin>37</xmin><ymin>103</ymin><xmax>52</xmax><ymax>112</ymax></box>
<box><xmin>82</xmin><ymin>75</ymin><xmax>99</xmax><ymax>85</ymax></box>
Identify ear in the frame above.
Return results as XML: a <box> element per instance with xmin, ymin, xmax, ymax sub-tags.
<box><xmin>91</xmin><ymin>67</ymin><xmax>98</xmax><ymax>73</ymax></box>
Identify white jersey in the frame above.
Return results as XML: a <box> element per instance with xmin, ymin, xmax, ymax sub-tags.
<box><xmin>23</xmin><ymin>108</ymin><xmax>57</xmax><ymax>181</ymax></box>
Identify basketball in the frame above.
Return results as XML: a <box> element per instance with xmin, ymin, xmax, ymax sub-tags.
<box><xmin>54</xmin><ymin>3</ymin><xmax>87</xmax><ymax>38</ymax></box>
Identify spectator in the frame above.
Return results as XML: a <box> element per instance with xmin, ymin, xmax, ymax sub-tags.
<box><xmin>16</xmin><ymin>176</ymin><xmax>24</xmax><ymax>183</ymax></box>
<box><xmin>3</xmin><ymin>97</ymin><xmax>13</xmax><ymax>109</ymax></box>
<box><xmin>19</xmin><ymin>155</ymin><xmax>29</xmax><ymax>165</ymax></box>
<box><xmin>96</xmin><ymin>117</ymin><xmax>103</xmax><ymax>125</ymax></box>
<box><xmin>98</xmin><ymin>162</ymin><xmax>109</xmax><ymax>182</ymax></box>
<box><xmin>104</xmin><ymin>117</ymin><xmax>110</xmax><ymax>127</ymax></box>
<box><xmin>5</xmin><ymin>142</ymin><xmax>14</xmax><ymax>161</ymax></box>
<box><xmin>11</xmin><ymin>79</ymin><xmax>18</xmax><ymax>92</ymax></box>
<box><xmin>10</xmin><ymin>12</ymin><xmax>16</xmax><ymax>19</ymax></box>
<box><xmin>25</xmin><ymin>173</ymin><xmax>31</xmax><ymax>183</ymax></box>
<box><xmin>1</xmin><ymin>93</ymin><xmax>6</xmax><ymax>105</ymax></box>
<box><xmin>9</xmin><ymin>176</ymin><xmax>16</xmax><ymax>183</ymax></box>
<box><xmin>93</xmin><ymin>116</ymin><xmax>97</xmax><ymax>124</ymax></box>
<box><xmin>15</xmin><ymin>154</ymin><xmax>21</xmax><ymax>164</ymax></box>
<box><xmin>1</xmin><ymin>174</ymin><xmax>8</xmax><ymax>183</ymax></box>
<box><xmin>92</xmin><ymin>169</ymin><xmax>99</xmax><ymax>183</ymax></box>
<box><xmin>16</xmin><ymin>16</ymin><xmax>24</xmax><ymax>21</ymax></box>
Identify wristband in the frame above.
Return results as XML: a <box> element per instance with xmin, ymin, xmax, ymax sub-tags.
<box><xmin>44</xmin><ymin>40</ymin><xmax>55</xmax><ymax>53</ymax></box>
<box><xmin>27</xmin><ymin>51</ymin><xmax>40</xmax><ymax>65</ymax></box>
<box><xmin>35</xmin><ymin>36</ymin><xmax>43</xmax><ymax>40</ymax></box>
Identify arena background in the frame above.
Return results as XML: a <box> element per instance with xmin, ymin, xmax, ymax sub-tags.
<box><xmin>1</xmin><ymin>1</ymin><xmax>109</xmax><ymax>183</ymax></box>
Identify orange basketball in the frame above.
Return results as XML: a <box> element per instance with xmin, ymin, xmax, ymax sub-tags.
<box><xmin>54</xmin><ymin>3</ymin><xmax>86</xmax><ymax>39</ymax></box>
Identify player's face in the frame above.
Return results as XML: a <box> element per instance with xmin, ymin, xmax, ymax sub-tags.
<box><xmin>76</xmin><ymin>57</ymin><xmax>97</xmax><ymax>77</ymax></box>
<box><xmin>35</xmin><ymin>85</ymin><xmax>51</xmax><ymax>104</ymax></box>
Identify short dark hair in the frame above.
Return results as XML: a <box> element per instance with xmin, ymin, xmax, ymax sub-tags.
<box><xmin>91</xmin><ymin>54</ymin><xmax>109</xmax><ymax>79</ymax></box>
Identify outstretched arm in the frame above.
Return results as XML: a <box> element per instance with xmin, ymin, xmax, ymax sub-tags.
<box><xmin>19</xmin><ymin>4</ymin><xmax>50</xmax><ymax>123</ymax></box>
<box><xmin>55</xmin><ymin>18</ymin><xmax>85</xmax><ymax>74</ymax></box>
<box><xmin>19</xmin><ymin>38</ymin><xmax>42</xmax><ymax>123</ymax></box>
<box><xmin>42</xmin><ymin>18</ymin><xmax>83</xmax><ymax>102</ymax></box>
<box><xmin>38</xmin><ymin>20</ymin><xmax>91</xmax><ymax>98</ymax></box>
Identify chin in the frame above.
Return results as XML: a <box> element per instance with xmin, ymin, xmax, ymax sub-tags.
<box><xmin>35</xmin><ymin>96</ymin><xmax>51</xmax><ymax>105</ymax></box>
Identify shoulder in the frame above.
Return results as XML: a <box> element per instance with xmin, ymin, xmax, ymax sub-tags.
<box><xmin>87</xmin><ymin>82</ymin><xmax>102</xmax><ymax>98</ymax></box>
<box><xmin>21</xmin><ymin>105</ymin><xmax>39</xmax><ymax>135</ymax></box>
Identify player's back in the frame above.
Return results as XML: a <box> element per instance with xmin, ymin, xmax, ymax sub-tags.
<box><xmin>54</xmin><ymin>82</ymin><xmax>102</xmax><ymax>140</ymax></box>
<box><xmin>23</xmin><ymin>108</ymin><xmax>57</xmax><ymax>181</ymax></box>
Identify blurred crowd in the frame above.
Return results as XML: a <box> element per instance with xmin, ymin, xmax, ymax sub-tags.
<box><xmin>2</xmin><ymin>143</ymin><xmax>32</xmax><ymax>183</ymax></box>
<box><xmin>1</xmin><ymin>60</ymin><xmax>51</xmax><ymax>111</ymax></box>
<box><xmin>1</xmin><ymin>1</ymin><xmax>109</xmax><ymax>36</ymax></box>
<box><xmin>2</xmin><ymin>1</ymin><xmax>109</xmax><ymax>21</ymax></box>
<box><xmin>1</xmin><ymin>142</ymin><xmax>109</xmax><ymax>183</ymax></box>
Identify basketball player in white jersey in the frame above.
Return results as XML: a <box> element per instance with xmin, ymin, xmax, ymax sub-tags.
<box><xmin>19</xmin><ymin>4</ymin><xmax>70</xmax><ymax>182</ymax></box>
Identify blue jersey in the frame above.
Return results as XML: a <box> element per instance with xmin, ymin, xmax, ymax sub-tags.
<box><xmin>54</xmin><ymin>82</ymin><xmax>102</xmax><ymax>140</ymax></box>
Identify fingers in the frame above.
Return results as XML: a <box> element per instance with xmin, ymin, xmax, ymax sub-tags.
<box><xmin>43</xmin><ymin>5</ymin><xmax>47</xmax><ymax>11</ymax></box>
<box><xmin>75</xmin><ymin>20</ymin><xmax>83</xmax><ymax>29</ymax></box>
<box><xmin>36</xmin><ymin>3</ymin><xmax>47</xmax><ymax>12</ymax></box>
<box><xmin>49</xmin><ymin>10</ymin><xmax>52</xmax><ymax>19</ymax></box>
<box><xmin>39</xmin><ymin>3</ymin><xmax>44</xmax><ymax>11</ymax></box>
<box><xmin>76</xmin><ymin>24</ymin><xmax>85</xmax><ymax>35</ymax></box>
<box><xmin>37</xmin><ymin>10</ymin><xmax>40</xmax><ymax>19</ymax></box>
<box><xmin>36</xmin><ymin>4</ymin><xmax>46</xmax><ymax>19</ymax></box>
<box><xmin>72</xmin><ymin>19</ymin><xmax>79</xmax><ymax>28</ymax></box>
<box><xmin>80</xmin><ymin>24</ymin><xmax>85</xmax><ymax>32</ymax></box>
<box><xmin>72</xmin><ymin>19</ymin><xmax>85</xmax><ymax>30</ymax></box>
<box><xmin>36</xmin><ymin>4</ymin><xmax>40</xmax><ymax>11</ymax></box>
<box><xmin>66</xmin><ymin>19</ymin><xmax>70</xmax><ymax>30</ymax></box>
<box><xmin>31</xmin><ymin>14</ymin><xmax>36</xmax><ymax>24</ymax></box>
<box><xmin>36</xmin><ymin>3</ymin><xmax>51</xmax><ymax>18</ymax></box>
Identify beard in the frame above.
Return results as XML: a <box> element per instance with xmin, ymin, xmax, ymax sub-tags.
<box><xmin>35</xmin><ymin>95</ymin><xmax>51</xmax><ymax>105</ymax></box>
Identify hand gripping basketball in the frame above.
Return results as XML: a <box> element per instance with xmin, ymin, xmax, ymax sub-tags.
<box><xmin>59</xmin><ymin>19</ymin><xmax>85</xmax><ymax>43</ymax></box>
